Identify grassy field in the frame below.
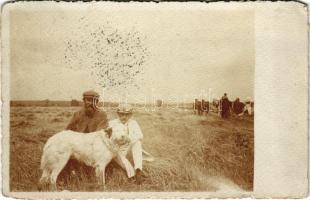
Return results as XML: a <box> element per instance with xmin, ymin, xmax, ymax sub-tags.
<box><xmin>9</xmin><ymin>106</ymin><xmax>253</xmax><ymax>192</ymax></box>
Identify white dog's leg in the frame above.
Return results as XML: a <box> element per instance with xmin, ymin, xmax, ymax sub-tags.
<box><xmin>49</xmin><ymin>154</ymin><xmax>70</xmax><ymax>191</ymax></box>
<box><xmin>95</xmin><ymin>166</ymin><xmax>101</xmax><ymax>179</ymax></box>
<box><xmin>101</xmin><ymin>167</ymin><xmax>106</xmax><ymax>186</ymax></box>
<box><xmin>95</xmin><ymin>164</ymin><xmax>108</xmax><ymax>190</ymax></box>
<box><xmin>95</xmin><ymin>166</ymin><xmax>104</xmax><ymax>185</ymax></box>
<box><xmin>38</xmin><ymin>168</ymin><xmax>50</xmax><ymax>191</ymax></box>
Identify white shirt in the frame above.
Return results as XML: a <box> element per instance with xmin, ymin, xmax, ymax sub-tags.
<box><xmin>108</xmin><ymin>118</ymin><xmax>143</xmax><ymax>144</ymax></box>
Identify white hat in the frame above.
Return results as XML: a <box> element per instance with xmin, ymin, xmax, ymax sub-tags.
<box><xmin>117</xmin><ymin>103</ymin><xmax>133</xmax><ymax>114</ymax></box>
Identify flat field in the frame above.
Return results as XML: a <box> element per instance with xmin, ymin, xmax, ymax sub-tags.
<box><xmin>9</xmin><ymin>106</ymin><xmax>253</xmax><ymax>192</ymax></box>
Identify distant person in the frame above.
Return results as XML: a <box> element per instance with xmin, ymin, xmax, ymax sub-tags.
<box><xmin>243</xmin><ymin>97</ymin><xmax>253</xmax><ymax>115</ymax></box>
<box><xmin>197</xmin><ymin>100</ymin><xmax>203</xmax><ymax>115</ymax></box>
<box><xmin>193</xmin><ymin>99</ymin><xmax>203</xmax><ymax>115</ymax></box>
<box><xmin>212</xmin><ymin>99</ymin><xmax>220</xmax><ymax>113</ymax></box>
<box><xmin>193</xmin><ymin>99</ymin><xmax>198</xmax><ymax>114</ymax></box>
<box><xmin>109</xmin><ymin>103</ymin><xmax>146</xmax><ymax>185</ymax></box>
<box><xmin>219</xmin><ymin>93</ymin><xmax>230</xmax><ymax>118</ymax></box>
<box><xmin>201</xmin><ymin>99</ymin><xmax>209</xmax><ymax>115</ymax></box>
<box><xmin>232</xmin><ymin>98</ymin><xmax>245</xmax><ymax>115</ymax></box>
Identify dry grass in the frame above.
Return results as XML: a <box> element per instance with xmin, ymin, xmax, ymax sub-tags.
<box><xmin>10</xmin><ymin>106</ymin><xmax>253</xmax><ymax>192</ymax></box>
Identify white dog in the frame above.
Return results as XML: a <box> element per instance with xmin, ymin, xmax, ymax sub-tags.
<box><xmin>38</xmin><ymin>125</ymin><xmax>134</xmax><ymax>191</ymax></box>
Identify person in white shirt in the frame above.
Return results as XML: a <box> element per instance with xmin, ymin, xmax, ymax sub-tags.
<box><xmin>109</xmin><ymin>103</ymin><xmax>145</xmax><ymax>184</ymax></box>
<box><xmin>243</xmin><ymin>97</ymin><xmax>253</xmax><ymax>115</ymax></box>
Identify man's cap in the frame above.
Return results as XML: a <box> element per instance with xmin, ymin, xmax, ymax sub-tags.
<box><xmin>117</xmin><ymin>103</ymin><xmax>133</xmax><ymax>114</ymax></box>
<box><xmin>83</xmin><ymin>90</ymin><xmax>100</xmax><ymax>98</ymax></box>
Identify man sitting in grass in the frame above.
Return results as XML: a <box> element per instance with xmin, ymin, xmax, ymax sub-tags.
<box><xmin>109</xmin><ymin>103</ymin><xmax>146</xmax><ymax>185</ymax></box>
<box><xmin>61</xmin><ymin>90</ymin><xmax>108</xmax><ymax>184</ymax></box>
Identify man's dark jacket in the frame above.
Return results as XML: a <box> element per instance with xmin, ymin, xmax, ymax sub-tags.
<box><xmin>66</xmin><ymin>108</ymin><xmax>108</xmax><ymax>133</ymax></box>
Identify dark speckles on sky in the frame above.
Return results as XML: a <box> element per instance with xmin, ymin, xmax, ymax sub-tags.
<box><xmin>10</xmin><ymin>11</ymin><xmax>254</xmax><ymax>101</ymax></box>
<box><xmin>64</xmin><ymin>22</ymin><xmax>149</xmax><ymax>90</ymax></box>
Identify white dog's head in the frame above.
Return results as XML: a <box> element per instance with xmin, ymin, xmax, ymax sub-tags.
<box><xmin>104</xmin><ymin>125</ymin><xmax>130</xmax><ymax>146</ymax></box>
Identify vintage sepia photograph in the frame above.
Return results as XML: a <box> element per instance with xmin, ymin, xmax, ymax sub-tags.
<box><xmin>5</xmin><ymin>1</ymin><xmax>257</xmax><ymax>196</ymax></box>
<box><xmin>2</xmin><ymin>1</ymin><xmax>309</xmax><ymax>198</ymax></box>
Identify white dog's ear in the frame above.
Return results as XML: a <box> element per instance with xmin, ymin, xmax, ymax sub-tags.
<box><xmin>104</xmin><ymin>127</ymin><xmax>112</xmax><ymax>138</ymax></box>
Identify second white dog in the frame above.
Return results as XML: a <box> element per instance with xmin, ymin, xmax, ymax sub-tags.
<box><xmin>38</xmin><ymin>124</ymin><xmax>134</xmax><ymax>191</ymax></box>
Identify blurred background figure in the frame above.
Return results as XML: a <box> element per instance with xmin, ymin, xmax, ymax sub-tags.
<box><xmin>243</xmin><ymin>97</ymin><xmax>253</xmax><ymax>115</ymax></box>
<box><xmin>219</xmin><ymin>93</ymin><xmax>231</xmax><ymax>118</ymax></box>
<box><xmin>232</xmin><ymin>98</ymin><xmax>245</xmax><ymax>115</ymax></box>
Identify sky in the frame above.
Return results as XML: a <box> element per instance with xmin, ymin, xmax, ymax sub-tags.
<box><xmin>10</xmin><ymin>4</ymin><xmax>254</xmax><ymax>103</ymax></box>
